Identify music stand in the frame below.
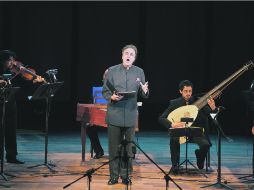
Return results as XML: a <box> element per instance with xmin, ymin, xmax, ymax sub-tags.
<box><xmin>176</xmin><ymin>117</ymin><xmax>208</xmax><ymax>178</ymax></box>
<box><xmin>27</xmin><ymin>82</ymin><xmax>63</xmax><ymax>172</ymax></box>
<box><xmin>0</xmin><ymin>86</ymin><xmax>19</xmax><ymax>183</ymax></box>
<box><xmin>238</xmin><ymin>90</ymin><xmax>254</xmax><ymax>183</ymax></box>
<box><xmin>201</xmin><ymin>108</ymin><xmax>234</xmax><ymax>189</ymax></box>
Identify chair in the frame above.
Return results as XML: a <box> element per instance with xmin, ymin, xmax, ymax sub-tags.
<box><xmin>92</xmin><ymin>86</ymin><xmax>107</xmax><ymax>104</ymax></box>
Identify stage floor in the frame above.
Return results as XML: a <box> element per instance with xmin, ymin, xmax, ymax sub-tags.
<box><xmin>1</xmin><ymin>130</ymin><xmax>254</xmax><ymax>190</ymax></box>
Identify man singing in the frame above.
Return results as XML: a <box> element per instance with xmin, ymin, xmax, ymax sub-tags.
<box><xmin>103</xmin><ymin>44</ymin><xmax>149</xmax><ymax>185</ymax></box>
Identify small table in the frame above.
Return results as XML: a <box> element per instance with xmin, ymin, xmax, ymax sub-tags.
<box><xmin>76</xmin><ymin>103</ymin><xmax>107</xmax><ymax>161</ymax></box>
<box><xmin>76</xmin><ymin>103</ymin><xmax>140</xmax><ymax>161</ymax></box>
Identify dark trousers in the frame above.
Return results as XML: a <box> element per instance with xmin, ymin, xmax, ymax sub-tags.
<box><xmin>170</xmin><ymin>135</ymin><xmax>210</xmax><ymax>166</ymax></box>
<box><xmin>86</xmin><ymin>126</ymin><xmax>104</xmax><ymax>154</ymax></box>
<box><xmin>0</xmin><ymin>99</ymin><xmax>18</xmax><ymax>160</ymax></box>
<box><xmin>108</xmin><ymin>125</ymin><xmax>135</xmax><ymax>179</ymax></box>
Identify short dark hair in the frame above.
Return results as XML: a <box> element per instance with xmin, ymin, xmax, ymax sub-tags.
<box><xmin>178</xmin><ymin>80</ymin><xmax>193</xmax><ymax>91</ymax></box>
<box><xmin>122</xmin><ymin>44</ymin><xmax>138</xmax><ymax>57</ymax></box>
<box><xmin>0</xmin><ymin>50</ymin><xmax>16</xmax><ymax>64</ymax></box>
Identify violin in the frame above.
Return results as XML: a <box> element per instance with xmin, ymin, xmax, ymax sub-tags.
<box><xmin>9</xmin><ymin>61</ymin><xmax>46</xmax><ymax>83</ymax></box>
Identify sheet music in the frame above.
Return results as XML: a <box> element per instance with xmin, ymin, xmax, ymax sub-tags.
<box><xmin>117</xmin><ymin>91</ymin><xmax>136</xmax><ymax>99</ymax></box>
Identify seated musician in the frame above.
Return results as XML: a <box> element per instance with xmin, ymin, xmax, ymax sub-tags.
<box><xmin>159</xmin><ymin>80</ymin><xmax>218</xmax><ymax>174</ymax></box>
<box><xmin>86</xmin><ymin>126</ymin><xmax>104</xmax><ymax>159</ymax></box>
<box><xmin>86</xmin><ymin>69</ymin><xmax>109</xmax><ymax>159</ymax></box>
<box><xmin>86</xmin><ymin>90</ymin><xmax>105</xmax><ymax>159</ymax></box>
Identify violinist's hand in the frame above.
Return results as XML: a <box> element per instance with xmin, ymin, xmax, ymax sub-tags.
<box><xmin>33</xmin><ymin>76</ymin><xmax>45</xmax><ymax>83</ymax></box>
<box><xmin>111</xmin><ymin>92</ymin><xmax>123</xmax><ymax>101</ymax></box>
<box><xmin>0</xmin><ymin>80</ymin><xmax>7</xmax><ymax>87</ymax></box>
<box><xmin>172</xmin><ymin>122</ymin><xmax>185</xmax><ymax>128</ymax></box>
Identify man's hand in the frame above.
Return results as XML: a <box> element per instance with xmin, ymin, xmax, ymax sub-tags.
<box><xmin>111</xmin><ymin>92</ymin><xmax>123</xmax><ymax>101</ymax></box>
<box><xmin>33</xmin><ymin>76</ymin><xmax>45</xmax><ymax>83</ymax></box>
<box><xmin>207</xmin><ymin>97</ymin><xmax>216</xmax><ymax>111</ymax></box>
<box><xmin>172</xmin><ymin>122</ymin><xmax>185</xmax><ymax>128</ymax></box>
<box><xmin>140</xmin><ymin>81</ymin><xmax>149</xmax><ymax>94</ymax></box>
<box><xmin>0</xmin><ymin>80</ymin><xmax>7</xmax><ymax>87</ymax></box>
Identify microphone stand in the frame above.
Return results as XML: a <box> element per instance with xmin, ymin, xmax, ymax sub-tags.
<box><xmin>63</xmin><ymin>134</ymin><xmax>133</xmax><ymax>190</ymax></box>
<box><xmin>131</xmin><ymin>140</ymin><xmax>182</xmax><ymax>190</ymax></box>
<box><xmin>120</xmin><ymin>137</ymin><xmax>132</xmax><ymax>190</ymax></box>
<box><xmin>201</xmin><ymin>108</ymin><xmax>234</xmax><ymax>189</ymax></box>
<box><xmin>63</xmin><ymin>161</ymin><xmax>110</xmax><ymax>190</ymax></box>
<box><xmin>63</xmin><ymin>154</ymin><xmax>122</xmax><ymax>190</ymax></box>
<box><xmin>64</xmin><ymin>140</ymin><xmax>182</xmax><ymax>190</ymax></box>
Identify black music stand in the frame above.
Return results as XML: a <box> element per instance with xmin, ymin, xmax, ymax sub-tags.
<box><xmin>238</xmin><ymin>90</ymin><xmax>254</xmax><ymax>183</ymax></box>
<box><xmin>0</xmin><ymin>86</ymin><xmax>19</xmax><ymax>185</ymax></box>
<box><xmin>175</xmin><ymin>117</ymin><xmax>208</xmax><ymax>178</ymax></box>
<box><xmin>27</xmin><ymin>82</ymin><xmax>63</xmax><ymax>172</ymax></box>
<box><xmin>201</xmin><ymin>108</ymin><xmax>234</xmax><ymax>189</ymax></box>
<box><xmin>239</xmin><ymin>135</ymin><xmax>254</xmax><ymax>183</ymax></box>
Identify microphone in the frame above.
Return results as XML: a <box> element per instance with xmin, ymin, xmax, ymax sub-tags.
<box><xmin>46</xmin><ymin>69</ymin><xmax>58</xmax><ymax>75</ymax></box>
<box><xmin>46</xmin><ymin>69</ymin><xmax>58</xmax><ymax>83</ymax></box>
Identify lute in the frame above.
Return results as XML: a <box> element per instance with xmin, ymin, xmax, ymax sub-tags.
<box><xmin>168</xmin><ymin>61</ymin><xmax>254</xmax><ymax>144</ymax></box>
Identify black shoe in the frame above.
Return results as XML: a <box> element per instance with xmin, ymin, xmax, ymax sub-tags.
<box><xmin>195</xmin><ymin>149</ymin><xmax>204</xmax><ymax>169</ymax></box>
<box><xmin>93</xmin><ymin>151</ymin><xmax>104</xmax><ymax>159</ymax></box>
<box><xmin>7</xmin><ymin>158</ymin><xmax>25</xmax><ymax>164</ymax></box>
<box><xmin>121</xmin><ymin>177</ymin><xmax>132</xmax><ymax>185</ymax></box>
<box><xmin>108</xmin><ymin>177</ymin><xmax>118</xmax><ymax>185</ymax></box>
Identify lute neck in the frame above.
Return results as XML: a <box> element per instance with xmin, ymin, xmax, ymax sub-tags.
<box><xmin>193</xmin><ymin>61</ymin><xmax>253</xmax><ymax>110</ymax></box>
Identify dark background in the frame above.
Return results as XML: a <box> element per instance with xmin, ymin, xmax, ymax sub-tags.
<box><xmin>0</xmin><ymin>2</ymin><xmax>253</xmax><ymax>135</ymax></box>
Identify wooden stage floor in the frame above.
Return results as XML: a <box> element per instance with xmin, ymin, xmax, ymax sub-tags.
<box><xmin>1</xmin><ymin>130</ymin><xmax>254</xmax><ymax>190</ymax></box>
